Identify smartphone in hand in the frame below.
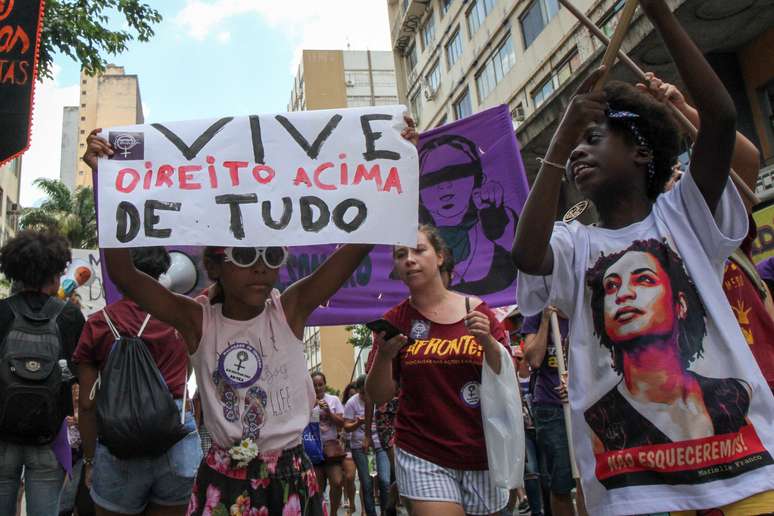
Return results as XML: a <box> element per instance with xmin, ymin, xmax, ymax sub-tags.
<box><xmin>365</xmin><ymin>318</ymin><xmax>402</xmax><ymax>341</ymax></box>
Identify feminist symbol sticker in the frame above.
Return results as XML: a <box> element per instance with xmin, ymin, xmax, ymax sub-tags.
<box><xmin>460</xmin><ymin>381</ymin><xmax>481</xmax><ymax>407</ymax></box>
<box><xmin>218</xmin><ymin>342</ymin><xmax>262</xmax><ymax>388</ymax></box>
<box><xmin>109</xmin><ymin>131</ymin><xmax>144</xmax><ymax>160</ymax></box>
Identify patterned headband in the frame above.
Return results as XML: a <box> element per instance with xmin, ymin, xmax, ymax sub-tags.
<box><xmin>607</xmin><ymin>109</ymin><xmax>656</xmax><ymax>191</ymax></box>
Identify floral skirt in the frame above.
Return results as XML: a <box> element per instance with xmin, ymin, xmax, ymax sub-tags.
<box><xmin>186</xmin><ymin>443</ymin><xmax>326</xmax><ymax>516</ymax></box>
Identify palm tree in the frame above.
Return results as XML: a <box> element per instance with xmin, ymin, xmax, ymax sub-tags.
<box><xmin>20</xmin><ymin>178</ymin><xmax>97</xmax><ymax>249</ymax></box>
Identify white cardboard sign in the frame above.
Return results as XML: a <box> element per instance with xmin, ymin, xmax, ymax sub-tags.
<box><xmin>97</xmin><ymin>105</ymin><xmax>418</xmax><ymax>247</ymax></box>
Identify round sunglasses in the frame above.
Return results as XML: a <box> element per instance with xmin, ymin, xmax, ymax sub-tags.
<box><xmin>222</xmin><ymin>247</ymin><xmax>288</xmax><ymax>269</ymax></box>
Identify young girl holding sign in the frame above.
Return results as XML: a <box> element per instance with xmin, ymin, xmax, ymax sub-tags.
<box><xmin>512</xmin><ymin>0</ymin><xmax>774</xmax><ymax>514</ymax></box>
<box><xmin>84</xmin><ymin>133</ymin><xmax>376</xmax><ymax>515</ymax></box>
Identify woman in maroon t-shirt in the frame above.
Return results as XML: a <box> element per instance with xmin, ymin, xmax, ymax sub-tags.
<box><xmin>366</xmin><ymin>225</ymin><xmax>510</xmax><ymax>516</ymax></box>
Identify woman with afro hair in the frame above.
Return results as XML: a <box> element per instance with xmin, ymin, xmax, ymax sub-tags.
<box><xmin>0</xmin><ymin>230</ymin><xmax>85</xmax><ymax>515</ymax></box>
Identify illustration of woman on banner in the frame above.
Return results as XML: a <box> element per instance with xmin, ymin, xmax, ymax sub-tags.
<box><xmin>584</xmin><ymin>239</ymin><xmax>750</xmax><ymax>452</ymax></box>
<box><xmin>417</xmin><ymin>134</ymin><xmax>518</xmax><ymax>295</ymax></box>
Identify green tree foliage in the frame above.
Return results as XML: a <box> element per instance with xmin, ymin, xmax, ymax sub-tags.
<box><xmin>20</xmin><ymin>178</ymin><xmax>97</xmax><ymax>249</ymax></box>
<box><xmin>39</xmin><ymin>0</ymin><xmax>162</xmax><ymax>80</ymax></box>
<box><xmin>346</xmin><ymin>324</ymin><xmax>372</xmax><ymax>349</ymax></box>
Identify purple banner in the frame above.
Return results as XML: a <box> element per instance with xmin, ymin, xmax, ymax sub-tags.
<box><xmin>101</xmin><ymin>105</ymin><xmax>528</xmax><ymax>325</ymax></box>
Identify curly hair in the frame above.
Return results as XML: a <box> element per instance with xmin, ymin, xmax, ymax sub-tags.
<box><xmin>586</xmin><ymin>239</ymin><xmax>706</xmax><ymax>374</ymax></box>
<box><xmin>130</xmin><ymin>247</ymin><xmax>171</xmax><ymax>280</ymax></box>
<box><xmin>0</xmin><ymin>230</ymin><xmax>71</xmax><ymax>290</ymax></box>
<box><xmin>603</xmin><ymin>81</ymin><xmax>683</xmax><ymax>199</ymax></box>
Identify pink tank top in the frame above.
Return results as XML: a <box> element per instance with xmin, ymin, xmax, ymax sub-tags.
<box><xmin>191</xmin><ymin>289</ymin><xmax>315</xmax><ymax>451</ymax></box>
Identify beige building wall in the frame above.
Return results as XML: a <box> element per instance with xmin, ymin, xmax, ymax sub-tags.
<box><xmin>289</xmin><ymin>49</ymin><xmax>400</xmax><ymax>112</ymax></box>
<box><xmin>319</xmin><ymin>326</ymin><xmax>355</xmax><ymax>394</ymax></box>
<box><xmin>0</xmin><ymin>157</ymin><xmax>21</xmax><ymax>245</ymax></box>
<box><xmin>76</xmin><ymin>65</ymin><xmax>144</xmax><ymax>188</ymax></box>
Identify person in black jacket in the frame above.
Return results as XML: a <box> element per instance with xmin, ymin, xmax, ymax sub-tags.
<box><xmin>0</xmin><ymin>230</ymin><xmax>85</xmax><ymax>516</ymax></box>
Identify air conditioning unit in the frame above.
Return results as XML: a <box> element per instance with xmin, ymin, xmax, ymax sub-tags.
<box><xmin>345</xmin><ymin>79</ymin><xmax>355</xmax><ymax>87</ymax></box>
<box><xmin>511</xmin><ymin>105</ymin><xmax>526</xmax><ymax>122</ymax></box>
<box><xmin>423</xmin><ymin>84</ymin><xmax>436</xmax><ymax>101</ymax></box>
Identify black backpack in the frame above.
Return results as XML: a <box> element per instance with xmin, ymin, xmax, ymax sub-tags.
<box><xmin>0</xmin><ymin>294</ymin><xmax>67</xmax><ymax>445</ymax></box>
<box><xmin>93</xmin><ymin>309</ymin><xmax>188</xmax><ymax>459</ymax></box>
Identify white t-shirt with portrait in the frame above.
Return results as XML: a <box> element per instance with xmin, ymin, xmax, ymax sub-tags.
<box><xmin>517</xmin><ymin>172</ymin><xmax>774</xmax><ymax>516</ymax></box>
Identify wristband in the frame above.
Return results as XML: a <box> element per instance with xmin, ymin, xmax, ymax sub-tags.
<box><xmin>537</xmin><ymin>157</ymin><xmax>566</xmax><ymax>172</ymax></box>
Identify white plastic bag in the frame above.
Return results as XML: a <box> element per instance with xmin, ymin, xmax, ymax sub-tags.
<box><xmin>481</xmin><ymin>344</ymin><xmax>525</xmax><ymax>489</ymax></box>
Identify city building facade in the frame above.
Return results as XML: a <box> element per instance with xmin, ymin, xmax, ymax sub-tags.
<box><xmin>288</xmin><ymin>49</ymin><xmax>399</xmax><ymax>111</ymax></box>
<box><xmin>59</xmin><ymin>106</ymin><xmax>79</xmax><ymax>191</ymax></box>
<box><xmin>289</xmin><ymin>49</ymin><xmax>399</xmax><ymax>393</ymax></box>
<box><xmin>0</xmin><ymin>157</ymin><xmax>21</xmax><ymax>246</ymax></box>
<box><xmin>388</xmin><ymin>0</ymin><xmax>774</xmax><ymax>208</ymax></box>
<box><xmin>73</xmin><ymin>64</ymin><xmax>144</xmax><ymax>189</ymax></box>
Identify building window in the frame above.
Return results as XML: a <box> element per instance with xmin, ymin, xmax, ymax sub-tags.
<box><xmin>82</xmin><ymin>79</ymin><xmax>87</xmax><ymax>84</ymax></box>
<box><xmin>81</xmin><ymin>103</ymin><xmax>85</xmax><ymax>108</ymax></box>
<box><xmin>520</xmin><ymin>0</ymin><xmax>559</xmax><ymax>48</ymax></box>
<box><xmin>80</xmin><ymin>116</ymin><xmax>85</xmax><ymax>121</ymax></box>
<box><xmin>600</xmin><ymin>0</ymin><xmax>626</xmax><ymax>39</ymax></box>
<box><xmin>475</xmin><ymin>34</ymin><xmax>516</xmax><ymax>101</ymax></box>
<box><xmin>454</xmin><ymin>88</ymin><xmax>473</xmax><ymax>119</ymax></box>
<box><xmin>426</xmin><ymin>60</ymin><xmax>441</xmax><ymax>92</ymax></box>
<box><xmin>407</xmin><ymin>43</ymin><xmax>418</xmax><ymax>71</ymax></box>
<box><xmin>445</xmin><ymin>28</ymin><xmax>463</xmax><ymax>68</ymax></box>
<box><xmin>441</xmin><ymin>0</ymin><xmax>452</xmax><ymax>15</ymax></box>
<box><xmin>421</xmin><ymin>11</ymin><xmax>436</xmax><ymax>49</ymax></box>
<box><xmin>530</xmin><ymin>50</ymin><xmax>580</xmax><ymax>109</ymax></box>
<box><xmin>81</xmin><ymin>91</ymin><xmax>86</xmax><ymax>95</ymax></box>
<box><xmin>436</xmin><ymin>114</ymin><xmax>448</xmax><ymax>127</ymax></box>
<box><xmin>466</xmin><ymin>0</ymin><xmax>495</xmax><ymax>36</ymax></box>
<box><xmin>410</xmin><ymin>90</ymin><xmax>423</xmax><ymax>125</ymax></box>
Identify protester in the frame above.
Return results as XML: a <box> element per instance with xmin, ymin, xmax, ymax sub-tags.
<box><xmin>522</xmin><ymin>308</ymin><xmax>574</xmax><ymax>516</ymax></box>
<box><xmin>340</xmin><ymin>383</ymin><xmax>358</xmax><ymax>516</ymax></box>
<box><xmin>311</xmin><ymin>372</ymin><xmax>347</xmax><ymax>515</ymax></box>
<box><xmin>344</xmin><ymin>375</ymin><xmax>389</xmax><ymax>516</ymax></box>
<box><xmin>640</xmin><ymin>72</ymin><xmax>774</xmax><ymax>393</ymax></box>
<box><xmin>0</xmin><ymin>230</ymin><xmax>85</xmax><ymax>516</ymax></box>
<box><xmin>512</xmin><ymin>0</ymin><xmax>774</xmax><ymax>513</ymax></box>
<box><xmin>74</xmin><ymin>247</ymin><xmax>201</xmax><ymax>515</ymax></box>
<box><xmin>85</xmin><ymin>131</ymin><xmax>375</xmax><ymax>515</ymax></box>
<box><xmin>514</xmin><ymin>344</ymin><xmax>542</xmax><ymax>516</ymax></box>
<box><xmin>366</xmin><ymin>224</ymin><xmax>510</xmax><ymax>515</ymax></box>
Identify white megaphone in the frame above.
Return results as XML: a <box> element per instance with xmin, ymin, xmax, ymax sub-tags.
<box><xmin>159</xmin><ymin>251</ymin><xmax>199</xmax><ymax>295</ymax></box>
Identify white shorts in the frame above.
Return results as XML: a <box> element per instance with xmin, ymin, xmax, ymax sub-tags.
<box><xmin>395</xmin><ymin>447</ymin><xmax>509</xmax><ymax>515</ymax></box>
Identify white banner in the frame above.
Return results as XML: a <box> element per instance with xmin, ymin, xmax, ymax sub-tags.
<box><xmin>97</xmin><ymin>105</ymin><xmax>419</xmax><ymax>247</ymax></box>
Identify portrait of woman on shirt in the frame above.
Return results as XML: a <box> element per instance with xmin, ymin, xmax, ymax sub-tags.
<box><xmin>584</xmin><ymin>238</ymin><xmax>751</xmax><ymax>452</ymax></box>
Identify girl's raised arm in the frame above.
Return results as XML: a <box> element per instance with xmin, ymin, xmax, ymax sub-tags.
<box><xmin>103</xmin><ymin>248</ymin><xmax>203</xmax><ymax>349</ymax></box>
<box><xmin>282</xmin><ymin>244</ymin><xmax>374</xmax><ymax>337</ymax></box>
<box><xmin>512</xmin><ymin>69</ymin><xmax>607</xmax><ymax>276</ymax></box>
<box><xmin>640</xmin><ymin>0</ymin><xmax>736</xmax><ymax>213</ymax></box>
<box><xmin>84</xmin><ymin>131</ymin><xmax>203</xmax><ymax>350</ymax></box>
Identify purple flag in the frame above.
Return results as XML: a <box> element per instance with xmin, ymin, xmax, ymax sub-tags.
<box><xmin>101</xmin><ymin>105</ymin><xmax>528</xmax><ymax>325</ymax></box>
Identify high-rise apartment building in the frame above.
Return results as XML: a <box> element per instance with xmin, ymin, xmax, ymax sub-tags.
<box><xmin>388</xmin><ymin>0</ymin><xmax>774</xmax><ymax>205</ymax></box>
<box><xmin>60</xmin><ymin>106</ymin><xmax>79</xmax><ymax>191</ymax></box>
<box><xmin>288</xmin><ymin>50</ymin><xmax>399</xmax><ymax>112</ymax></box>
<box><xmin>74</xmin><ymin>65</ymin><xmax>144</xmax><ymax>188</ymax></box>
<box><xmin>289</xmin><ymin>49</ymin><xmax>399</xmax><ymax>393</ymax></box>
<box><xmin>0</xmin><ymin>157</ymin><xmax>21</xmax><ymax>247</ymax></box>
